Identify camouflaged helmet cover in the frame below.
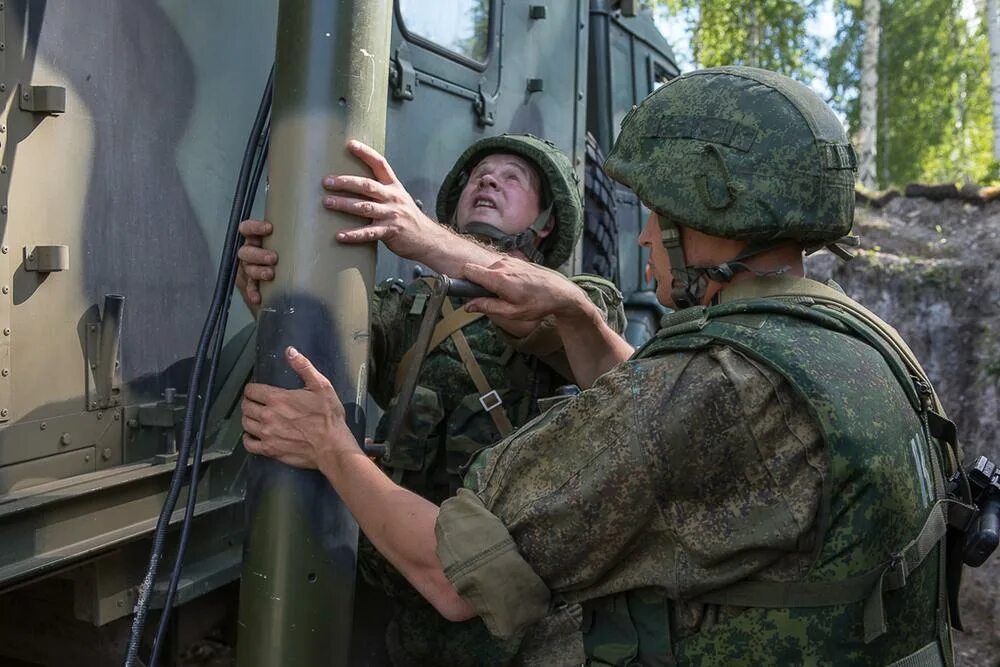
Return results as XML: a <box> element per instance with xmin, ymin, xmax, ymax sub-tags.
<box><xmin>436</xmin><ymin>134</ymin><xmax>584</xmax><ymax>268</ymax></box>
<box><xmin>605</xmin><ymin>66</ymin><xmax>857</xmax><ymax>244</ymax></box>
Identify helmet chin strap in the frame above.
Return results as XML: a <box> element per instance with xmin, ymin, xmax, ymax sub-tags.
<box><xmin>459</xmin><ymin>204</ymin><xmax>553</xmax><ymax>264</ymax></box>
<box><xmin>658</xmin><ymin>217</ymin><xmax>789</xmax><ymax>309</ymax></box>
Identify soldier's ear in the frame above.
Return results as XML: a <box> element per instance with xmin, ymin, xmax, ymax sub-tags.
<box><xmin>537</xmin><ymin>213</ymin><xmax>557</xmax><ymax>239</ymax></box>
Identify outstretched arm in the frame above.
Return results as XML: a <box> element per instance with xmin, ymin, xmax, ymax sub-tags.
<box><xmin>325</xmin><ymin>140</ymin><xmax>503</xmax><ymax>275</ymax></box>
<box><xmin>462</xmin><ymin>258</ymin><xmax>634</xmax><ymax>387</ymax></box>
<box><xmin>241</xmin><ymin>347</ymin><xmax>476</xmax><ymax>622</ymax></box>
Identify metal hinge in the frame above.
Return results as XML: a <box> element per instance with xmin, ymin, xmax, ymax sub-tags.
<box><xmin>85</xmin><ymin>295</ymin><xmax>125</xmax><ymax>410</ymax></box>
<box><xmin>24</xmin><ymin>244</ymin><xmax>69</xmax><ymax>272</ymax></box>
<box><xmin>19</xmin><ymin>84</ymin><xmax>66</xmax><ymax>114</ymax></box>
<box><xmin>389</xmin><ymin>48</ymin><xmax>416</xmax><ymax>100</ymax></box>
<box><xmin>474</xmin><ymin>82</ymin><xmax>496</xmax><ymax>126</ymax></box>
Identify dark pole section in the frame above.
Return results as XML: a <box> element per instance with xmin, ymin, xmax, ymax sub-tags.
<box><xmin>236</xmin><ymin>1</ymin><xmax>392</xmax><ymax>666</ymax></box>
<box><xmin>587</xmin><ymin>0</ymin><xmax>613</xmax><ymax>154</ymax></box>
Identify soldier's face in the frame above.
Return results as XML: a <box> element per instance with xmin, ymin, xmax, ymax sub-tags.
<box><xmin>638</xmin><ymin>211</ymin><xmax>675</xmax><ymax>307</ymax></box>
<box><xmin>455</xmin><ymin>153</ymin><xmax>544</xmax><ymax>235</ymax></box>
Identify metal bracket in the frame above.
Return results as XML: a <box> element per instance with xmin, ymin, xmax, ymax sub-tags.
<box><xmin>389</xmin><ymin>48</ymin><xmax>416</xmax><ymax>100</ymax></box>
<box><xmin>85</xmin><ymin>295</ymin><xmax>125</xmax><ymax>411</ymax></box>
<box><xmin>18</xmin><ymin>84</ymin><xmax>66</xmax><ymax>114</ymax></box>
<box><xmin>24</xmin><ymin>244</ymin><xmax>69</xmax><ymax>272</ymax></box>
<box><xmin>619</xmin><ymin>0</ymin><xmax>639</xmax><ymax>16</ymax></box>
<box><xmin>474</xmin><ymin>82</ymin><xmax>497</xmax><ymax>126</ymax></box>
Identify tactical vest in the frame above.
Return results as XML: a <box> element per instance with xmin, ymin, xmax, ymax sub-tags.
<box><xmin>582</xmin><ymin>287</ymin><xmax>965</xmax><ymax>667</ymax></box>
<box><xmin>377</xmin><ymin>278</ymin><xmax>577</xmax><ymax>504</ymax></box>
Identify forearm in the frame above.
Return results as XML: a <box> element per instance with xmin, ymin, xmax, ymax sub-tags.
<box><xmin>413</xmin><ymin>221</ymin><xmax>503</xmax><ymax>276</ymax></box>
<box><xmin>317</xmin><ymin>438</ymin><xmax>475</xmax><ymax>621</ymax></box>
<box><xmin>554</xmin><ymin>298</ymin><xmax>634</xmax><ymax>388</ymax></box>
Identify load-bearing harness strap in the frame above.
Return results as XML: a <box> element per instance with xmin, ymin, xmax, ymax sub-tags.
<box><xmin>440</xmin><ymin>298</ymin><xmax>514</xmax><ymax>437</ymax></box>
<box><xmin>691</xmin><ymin>498</ymin><xmax>975</xmax><ymax>644</ymax></box>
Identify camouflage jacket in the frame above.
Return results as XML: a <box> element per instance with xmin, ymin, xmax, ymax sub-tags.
<box><xmin>365</xmin><ymin>273</ymin><xmax>625</xmax><ymax>667</ymax></box>
<box><xmin>436</xmin><ymin>276</ymin><xmax>947</xmax><ymax>666</ymax></box>
<box><xmin>368</xmin><ymin>273</ymin><xmax>625</xmax><ymax>503</ymax></box>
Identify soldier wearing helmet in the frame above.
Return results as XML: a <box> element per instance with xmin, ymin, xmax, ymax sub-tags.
<box><xmin>242</xmin><ymin>68</ymin><xmax>964</xmax><ymax>666</ymax></box>
<box><xmin>236</xmin><ymin>134</ymin><xmax>622</xmax><ymax>665</ymax></box>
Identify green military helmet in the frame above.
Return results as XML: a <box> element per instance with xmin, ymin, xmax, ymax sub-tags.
<box><xmin>605</xmin><ymin>66</ymin><xmax>857</xmax><ymax>246</ymax></box>
<box><xmin>436</xmin><ymin>133</ymin><xmax>583</xmax><ymax>268</ymax></box>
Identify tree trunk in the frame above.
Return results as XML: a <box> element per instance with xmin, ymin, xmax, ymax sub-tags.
<box><xmin>988</xmin><ymin>0</ymin><xmax>1000</xmax><ymax>160</ymax></box>
<box><xmin>859</xmin><ymin>0</ymin><xmax>880</xmax><ymax>189</ymax></box>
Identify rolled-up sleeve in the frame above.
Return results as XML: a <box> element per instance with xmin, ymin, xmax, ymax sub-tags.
<box><xmin>436</xmin><ymin>489</ymin><xmax>552</xmax><ymax>637</ymax></box>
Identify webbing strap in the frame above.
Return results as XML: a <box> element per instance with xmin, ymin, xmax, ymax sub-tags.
<box><xmin>692</xmin><ymin>499</ymin><xmax>972</xmax><ymax>643</ymax></box>
<box><xmin>886</xmin><ymin>641</ymin><xmax>946</xmax><ymax>667</ymax></box>
<box><xmin>394</xmin><ymin>302</ymin><xmax>485</xmax><ymax>393</ymax></box>
<box><xmin>441</xmin><ymin>299</ymin><xmax>515</xmax><ymax>437</ymax></box>
<box><xmin>719</xmin><ymin>276</ymin><xmax>946</xmax><ymax>415</ymax></box>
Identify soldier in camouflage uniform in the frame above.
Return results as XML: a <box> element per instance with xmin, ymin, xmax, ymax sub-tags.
<box><xmin>236</xmin><ymin>135</ymin><xmax>624</xmax><ymax>665</ymax></box>
<box><xmin>242</xmin><ymin>68</ymin><xmax>967</xmax><ymax>666</ymax></box>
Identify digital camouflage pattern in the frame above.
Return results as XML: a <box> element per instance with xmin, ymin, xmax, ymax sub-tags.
<box><xmin>435</xmin><ymin>277</ymin><xmax>946</xmax><ymax>666</ymax></box>
<box><xmin>363</xmin><ymin>273</ymin><xmax>625</xmax><ymax>666</ymax></box>
<box><xmin>436</xmin><ymin>134</ymin><xmax>585</xmax><ymax>268</ymax></box>
<box><xmin>604</xmin><ymin>67</ymin><xmax>856</xmax><ymax>245</ymax></box>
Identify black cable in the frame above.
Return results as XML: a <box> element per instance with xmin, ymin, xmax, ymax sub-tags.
<box><xmin>123</xmin><ymin>67</ymin><xmax>274</xmax><ymax>667</ymax></box>
<box><xmin>148</xmin><ymin>120</ymin><xmax>271</xmax><ymax>666</ymax></box>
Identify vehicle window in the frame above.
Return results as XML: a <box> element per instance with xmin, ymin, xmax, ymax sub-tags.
<box><xmin>399</xmin><ymin>0</ymin><xmax>491</xmax><ymax>63</ymax></box>
<box><xmin>611</xmin><ymin>38</ymin><xmax>634</xmax><ymax>141</ymax></box>
<box><xmin>650</xmin><ymin>61</ymin><xmax>671</xmax><ymax>93</ymax></box>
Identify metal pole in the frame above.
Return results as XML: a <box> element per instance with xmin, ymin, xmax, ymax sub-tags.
<box><xmin>236</xmin><ymin>1</ymin><xmax>392</xmax><ymax>665</ymax></box>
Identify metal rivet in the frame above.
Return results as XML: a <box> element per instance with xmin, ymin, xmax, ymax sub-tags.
<box><xmin>84</xmin><ymin>454</ymin><xmax>92</xmax><ymax>462</ymax></box>
<box><xmin>1</xmin><ymin>126</ymin><xmax>7</xmax><ymax>133</ymax></box>
<box><xmin>1</xmin><ymin>206</ymin><xmax>8</xmax><ymax>215</ymax></box>
<box><xmin>40</xmin><ymin>421</ymin><xmax>46</xmax><ymax>430</ymax></box>
<box><xmin>114</xmin><ymin>411</ymin><xmax>121</xmax><ymax>421</ymax></box>
<box><xmin>89</xmin><ymin>401</ymin><xmax>97</xmax><ymax>409</ymax></box>
<box><xmin>1</xmin><ymin>166</ymin><xmax>8</xmax><ymax>174</ymax></box>
<box><xmin>2</xmin><ymin>328</ymin><xmax>9</xmax><ymax>336</ymax></box>
<box><xmin>1</xmin><ymin>409</ymin><xmax>9</xmax><ymax>418</ymax></box>
<box><xmin>60</xmin><ymin>433</ymin><xmax>71</xmax><ymax>446</ymax></box>
<box><xmin>1</xmin><ymin>246</ymin><xmax>7</xmax><ymax>254</ymax></box>
<box><xmin>97</xmin><ymin>411</ymin><xmax>103</xmax><ymax>420</ymax></box>
<box><xmin>0</xmin><ymin>84</ymin><xmax>6</xmax><ymax>93</ymax></box>
<box><xmin>21</xmin><ymin>92</ymin><xmax>28</xmax><ymax>100</ymax></box>
<box><xmin>2</xmin><ymin>286</ymin><xmax>9</xmax><ymax>295</ymax></box>
<box><xmin>101</xmin><ymin>447</ymin><xmax>112</xmax><ymax>461</ymax></box>
<box><xmin>2</xmin><ymin>368</ymin><xmax>10</xmax><ymax>377</ymax></box>
<box><xmin>127</xmin><ymin>418</ymin><xmax>138</xmax><ymax>429</ymax></box>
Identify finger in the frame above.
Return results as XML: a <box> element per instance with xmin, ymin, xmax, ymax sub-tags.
<box><xmin>323</xmin><ymin>194</ymin><xmax>394</xmax><ymax>220</ymax></box>
<box><xmin>243</xmin><ymin>265</ymin><xmax>274</xmax><ymax>282</ymax></box>
<box><xmin>461</xmin><ymin>263</ymin><xmax>506</xmax><ymax>292</ymax></box>
<box><xmin>464</xmin><ymin>297</ymin><xmax>522</xmax><ymax>319</ymax></box>
<box><xmin>286</xmin><ymin>347</ymin><xmax>333</xmax><ymax>391</ymax></box>
<box><xmin>247</xmin><ymin>283</ymin><xmax>261</xmax><ymax>305</ymax></box>
<box><xmin>244</xmin><ymin>382</ymin><xmax>280</xmax><ymax>404</ymax></box>
<box><xmin>243</xmin><ymin>433</ymin><xmax>265</xmax><ymax>455</ymax></box>
<box><xmin>241</xmin><ymin>399</ymin><xmax>266</xmax><ymax>423</ymax></box>
<box><xmin>239</xmin><ymin>219</ymin><xmax>272</xmax><ymax>240</ymax></box>
<box><xmin>335</xmin><ymin>224</ymin><xmax>393</xmax><ymax>245</ymax></box>
<box><xmin>242</xmin><ymin>412</ymin><xmax>264</xmax><ymax>438</ymax></box>
<box><xmin>238</xmin><ymin>245</ymin><xmax>278</xmax><ymax>266</ymax></box>
<box><xmin>323</xmin><ymin>175</ymin><xmax>392</xmax><ymax>201</ymax></box>
<box><xmin>346</xmin><ymin>140</ymin><xmax>398</xmax><ymax>185</ymax></box>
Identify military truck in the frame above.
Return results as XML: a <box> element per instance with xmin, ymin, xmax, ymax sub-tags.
<box><xmin>0</xmin><ymin>1</ymin><xmax>676</xmax><ymax>664</ymax></box>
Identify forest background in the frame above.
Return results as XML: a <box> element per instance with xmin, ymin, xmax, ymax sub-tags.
<box><xmin>651</xmin><ymin>0</ymin><xmax>999</xmax><ymax>190</ymax></box>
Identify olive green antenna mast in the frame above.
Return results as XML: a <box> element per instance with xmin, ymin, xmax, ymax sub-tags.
<box><xmin>235</xmin><ymin>1</ymin><xmax>392</xmax><ymax>665</ymax></box>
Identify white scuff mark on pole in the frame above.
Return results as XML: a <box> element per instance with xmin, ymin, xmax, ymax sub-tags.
<box><xmin>360</xmin><ymin>48</ymin><xmax>376</xmax><ymax>111</ymax></box>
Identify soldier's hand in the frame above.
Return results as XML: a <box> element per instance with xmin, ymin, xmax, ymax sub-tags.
<box><xmin>236</xmin><ymin>219</ymin><xmax>277</xmax><ymax>309</ymax></box>
<box><xmin>325</xmin><ymin>140</ymin><xmax>446</xmax><ymax>260</ymax></box>
<box><xmin>242</xmin><ymin>347</ymin><xmax>356</xmax><ymax>469</ymax></box>
<box><xmin>462</xmin><ymin>257</ymin><xmax>588</xmax><ymax>322</ymax></box>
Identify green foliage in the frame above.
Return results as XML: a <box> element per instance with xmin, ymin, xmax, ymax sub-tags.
<box><xmin>655</xmin><ymin>0</ymin><xmax>822</xmax><ymax>79</ymax></box>
<box><xmin>826</xmin><ymin>0</ymin><xmax>994</xmax><ymax>186</ymax></box>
